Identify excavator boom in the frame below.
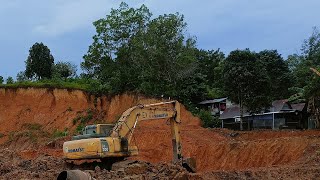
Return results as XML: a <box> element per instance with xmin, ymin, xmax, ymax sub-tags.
<box><xmin>310</xmin><ymin>67</ymin><xmax>320</xmax><ymax>77</ymax></box>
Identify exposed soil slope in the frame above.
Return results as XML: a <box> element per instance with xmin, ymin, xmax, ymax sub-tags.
<box><xmin>1</xmin><ymin>88</ymin><xmax>320</xmax><ymax>179</ymax></box>
<box><xmin>0</xmin><ymin>88</ymin><xmax>199</xmax><ymax>144</ymax></box>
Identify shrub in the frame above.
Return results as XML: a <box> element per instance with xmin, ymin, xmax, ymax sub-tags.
<box><xmin>197</xmin><ymin>109</ymin><xmax>222</xmax><ymax>128</ymax></box>
<box><xmin>52</xmin><ymin>128</ymin><xmax>68</xmax><ymax>138</ymax></box>
<box><xmin>76</xmin><ymin>124</ymin><xmax>85</xmax><ymax>134</ymax></box>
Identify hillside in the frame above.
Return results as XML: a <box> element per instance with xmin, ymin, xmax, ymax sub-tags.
<box><xmin>0</xmin><ymin>87</ymin><xmax>199</xmax><ymax>140</ymax></box>
<box><xmin>0</xmin><ymin>88</ymin><xmax>320</xmax><ymax>179</ymax></box>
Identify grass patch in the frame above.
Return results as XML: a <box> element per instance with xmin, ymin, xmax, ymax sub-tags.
<box><xmin>7</xmin><ymin>131</ymin><xmax>37</xmax><ymax>143</ymax></box>
<box><xmin>72</xmin><ymin>108</ymin><xmax>94</xmax><ymax>125</ymax></box>
<box><xmin>8</xmin><ymin>131</ymin><xmax>15</xmax><ymax>141</ymax></box>
<box><xmin>71</xmin><ymin>108</ymin><xmax>96</xmax><ymax>135</ymax></box>
<box><xmin>0</xmin><ymin>77</ymin><xmax>115</xmax><ymax>96</ymax></box>
<box><xmin>22</xmin><ymin>123</ymin><xmax>42</xmax><ymax>131</ymax></box>
<box><xmin>52</xmin><ymin>128</ymin><xmax>68</xmax><ymax>138</ymax></box>
<box><xmin>73</xmin><ymin>116</ymin><xmax>81</xmax><ymax>125</ymax></box>
<box><xmin>0</xmin><ymin>80</ymin><xmax>89</xmax><ymax>91</ymax></box>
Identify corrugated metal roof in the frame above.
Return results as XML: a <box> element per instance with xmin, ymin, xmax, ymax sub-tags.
<box><xmin>291</xmin><ymin>103</ymin><xmax>306</xmax><ymax>111</ymax></box>
<box><xmin>199</xmin><ymin>98</ymin><xmax>227</xmax><ymax>105</ymax></box>
<box><xmin>270</xmin><ymin>99</ymin><xmax>290</xmax><ymax>112</ymax></box>
<box><xmin>220</xmin><ymin>99</ymin><xmax>296</xmax><ymax>120</ymax></box>
<box><xmin>219</xmin><ymin>105</ymin><xmax>250</xmax><ymax>120</ymax></box>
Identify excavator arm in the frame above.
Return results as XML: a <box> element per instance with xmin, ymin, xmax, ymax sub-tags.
<box><xmin>110</xmin><ymin>101</ymin><xmax>183</xmax><ymax>163</ymax></box>
<box><xmin>310</xmin><ymin>67</ymin><xmax>320</xmax><ymax>77</ymax></box>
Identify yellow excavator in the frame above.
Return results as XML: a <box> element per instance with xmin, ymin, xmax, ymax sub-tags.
<box><xmin>62</xmin><ymin>101</ymin><xmax>196</xmax><ymax>172</ymax></box>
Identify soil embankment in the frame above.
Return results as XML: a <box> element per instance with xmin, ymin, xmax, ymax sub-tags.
<box><xmin>1</xmin><ymin>87</ymin><xmax>320</xmax><ymax>179</ymax></box>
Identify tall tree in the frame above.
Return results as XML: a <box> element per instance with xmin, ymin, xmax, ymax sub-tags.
<box><xmin>25</xmin><ymin>42</ymin><xmax>54</xmax><ymax>80</ymax></box>
<box><xmin>0</xmin><ymin>76</ymin><xmax>3</xmax><ymax>84</ymax></box>
<box><xmin>16</xmin><ymin>71</ymin><xmax>27</xmax><ymax>82</ymax></box>
<box><xmin>82</xmin><ymin>2</ymin><xmax>151</xmax><ymax>80</ymax></box>
<box><xmin>6</xmin><ymin>76</ymin><xmax>14</xmax><ymax>84</ymax></box>
<box><xmin>196</xmin><ymin>49</ymin><xmax>225</xmax><ymax>98</ymax></box>
<box><xmin>257</xmin><ymin>50</ymin><xmax>292</xmax><ymax>100</ymax></box>
<box><xmin>298</xmin><ymin>27</ymin><xmax>320</xmax><ymax>98</ymax></box>
<box><xmin>82</xmin><ymin>3</ymin><xmax>205</xmax><ymax>104</ymax></box>
<box><xmin>288</xmin><ymin>27</ymin><xmax>320</xmax><ymax>96</ymax></box>
<box><xmin>302</xmin><ymin>27</ymin><xmax>320</xmax><ymax>65</ymax></box>
<box><xmin>224</xmin><ymin>49</ymin><xmax>272</xmax><ymax>130</ymax></box>
<box><xmin>124</xmin><ymin>13</ymin><xmax>198</xmax><ymax>97</ymax></box>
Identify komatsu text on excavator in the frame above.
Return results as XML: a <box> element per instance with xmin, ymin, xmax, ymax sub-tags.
<box><xmin>62</xmin><ymin>101</ymin><xmax>196</xmax><ymax>172</ymax></box>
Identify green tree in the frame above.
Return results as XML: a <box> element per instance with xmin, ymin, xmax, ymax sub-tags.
<box><xmin>302</xmin><ymin>27</ymin><xmax>320</xmax><ymax>65</ymax></box>
<box><xmin>82</xmin><ymin>3</ymin><xmax>205</xmax><ymax>105</ymax></box>
<box><xmin>287</xmin><ymin>27</ymin><xmax>320</xmax><ymax>97</ymax></box>
<box><xmin>53</xmin><ymin>61</ymin><xmax>77</xmax><ymax>80</ymax></box>
<box><xmin>257</xmin><ymin>50</ymin><xmax>293</xmax><ymax>100</ymax></box>
<box><xmin>0</xmin><ymin>76</ymin><xmax>3</xmax><ymax>84</ymax></box>
<box><xmin>16</xmin><ymin>71</ymin><xmax>27</xmax><ymax>82</ymax></box>
<box><xmin>198</xmin><ymin>109</ymin><xmax>217</xmax><ymax>128</ymax></box>
<box><xmin>196</xmin><ymin>49</ymin><xmax>225</xmax><ymax>87</ymax></box>
<box><xmin>296</xmin><ymin>27</ymin><xmax>320</xmax><ymax>98</ymax></box>
<box><xmin>287</xmin><ymin>54</ymin><xmax>304</xmax><ymax>72</ymax></box>
<box><xmin>195</xmin><ymin>49</ymin><xmax>225</xmax><ymax>98</ymax></box>
<box><xmin>224</xmin><ymin>49</ymin><xmax>272</xmax><ymax>130</ymax></box>
<box><xmin>127</xmin><ymin>13</ymin><xmax>198</xmax><ymax>97</ymax></box>
<box><xmin>25</xmin><ymin>42</ymin><xmax>54</xmax><ymax>80</ymax></box>
<box><xmin>6</xmin><ymin>76</ymin><xmax>14</xmax><ymax>84</ymax></box>
<box><xmin>82</xmin><ymin>2</ymin><xmax>151</xmax><ymax>80</ymax></box>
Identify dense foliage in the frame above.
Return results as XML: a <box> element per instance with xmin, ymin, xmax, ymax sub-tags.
<box><xmin>6</xmin><ymin>76</ymin><xmax>14</xmax><ymax>84</ymax></box>
<box><xmin>81</xmin><ymin>2</ymin><xmax>206</xmax><ymax>106</ymax></box>
<box><xmin>2</xmin><ymin>3</ymin><xmax>320</xmax><ymax>128</ymax></box>
<box><xmin>25</xmin><ymin>42</ymin><xmax>55</xmax><ymax>80</ymax></box>
<box><xmin>53</xmin><ymin>61</ymin><xmax>77</xmax><ymax>80</ymax></box>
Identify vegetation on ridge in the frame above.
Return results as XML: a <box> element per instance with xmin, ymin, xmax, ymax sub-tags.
<box><xmin>1</xmin><ymin>3</ymin><xmax>320</xmax><ymax>128</ymax></box>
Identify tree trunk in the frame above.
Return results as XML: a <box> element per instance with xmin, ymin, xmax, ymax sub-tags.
<box><xmin>238</xmin><ymin>89</ymin><xmax>243</xmax><ymax>131</ymax></box>
<box><xmin>240</xmin><ymin>102</ymin><xmax>243</xmax><ymax>131</ymax></box>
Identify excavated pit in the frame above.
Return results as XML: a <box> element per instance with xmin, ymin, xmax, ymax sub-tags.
<box><xmin>1</xmin><ymin>88</ymin><xmax>320</xmax><ymax>179</ymax></box>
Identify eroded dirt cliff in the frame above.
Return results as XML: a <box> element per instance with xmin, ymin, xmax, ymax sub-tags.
<box><xmin>0</xmin><ymin>87</ymin><xmax>199</xmax><ymax>142</ymax></box>
<box><xmin>1</xmin><ymin>88</ymin><xmax>320</xmax><ymax>179</ymax></box>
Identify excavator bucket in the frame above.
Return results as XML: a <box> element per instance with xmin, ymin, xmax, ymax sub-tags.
<box><xmin>182</xmin><ymin>157</ymin><xmax>197</xmax><ymax>173</ymax></box>
<box><xmin>57</xmin><ymin>170</ymin><xmax>93</xmax><ymax>180</ymax></box>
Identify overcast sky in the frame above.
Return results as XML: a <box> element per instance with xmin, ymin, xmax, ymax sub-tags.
<box><xmin>1</xmin><ymin>0</ymin><xmax>319</xmax><ymax>78</ymax></box>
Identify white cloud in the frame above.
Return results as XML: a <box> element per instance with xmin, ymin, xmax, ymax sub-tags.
<box><xmin>32</xmin><ymin>0</ymin><xmax>119</xmax><ymax>37</ymax></box>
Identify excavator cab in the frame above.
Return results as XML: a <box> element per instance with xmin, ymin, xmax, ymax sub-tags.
<box><xmin>72</xmin><ymin>124</ymin><xmax>114</xmax><ymax>140</ymax></box>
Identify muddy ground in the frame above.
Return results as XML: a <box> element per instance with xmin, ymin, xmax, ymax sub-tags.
<box><xmin>1</xmin><ymin>129</ymin><xmax>320</xmax><ymax>179</ymax></box>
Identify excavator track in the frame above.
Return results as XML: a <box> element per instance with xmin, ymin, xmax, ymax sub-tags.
<box><xmin>64</xmin><ymin>157</ymin><xmax>125</xmax><ymax>171</ymax></box>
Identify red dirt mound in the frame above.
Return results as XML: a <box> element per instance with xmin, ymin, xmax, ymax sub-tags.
<box><xmin>131</xmin><ymin>126</ymin><xmax>320</xmax><ymax>172</ymax></box>
<box><xmin>0</xmin><ymin>88</ymin><xmax>200</xmax><ymax>134</ymax></box>
<box><xmin>1</xmin><ymin>87</ymin><xmax>320</xmax><ymax>176</ymax></box>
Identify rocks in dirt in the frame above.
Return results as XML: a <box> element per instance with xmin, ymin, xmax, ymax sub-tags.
<box><xmin>0</xmin><ymin>149</ymin><xmax>65</xmax><ymax>179</ymax></box>
<box><xmin>89</xmin><ymin>160</ymin><xmax>191</xmax><ymax>180</ymax></box>
<box><xmin>0</xmin><ymin>148</ymin><xmax>192</xmax><ymax>180</ymax></box>
<box><xmin>111</xmin><ymin>160</ymin><xmax>149</xmax><ymax>175</ymax></box>
<box><xmin>229</xmin><ymin>132</ymin><xmax>239</xmax><ymax>137</ymax></box>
